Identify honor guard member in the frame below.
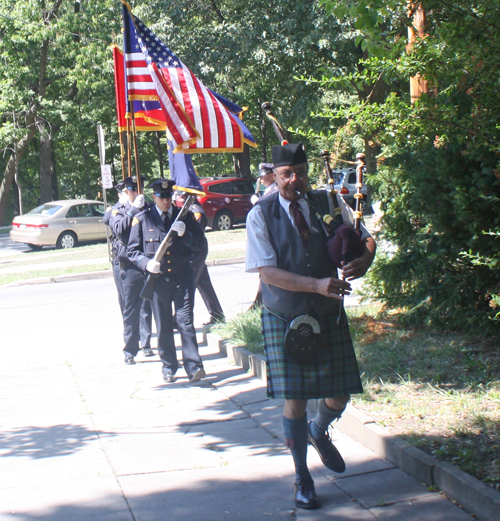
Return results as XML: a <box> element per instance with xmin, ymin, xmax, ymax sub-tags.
<box><xmin>245</xmin><ymin>143</ymin><xmax>376</xmax><ymax>510</ymax></box>
<box><xmin>103</xmin><ymin>189</ymin><xmax>128</xmax><ymax>314</ymax></box>
<box><xmin>250</xmin><ymin>162</ymin><xmax>278</xmax><ymax>205</ymax></box>
<box><xmin>188</xmin><ymin>202</ymin><xmax>225</xmax><ymax>326</ymax></box>
<box><xmin>107</xmin><ymin>176</ymin><xmax>154</xmax><ymax>365</ymax></box>
<box><xmin>127</xmin><ymin>179</ymin><xmax>206</xmax><ymax>383</ymax></box>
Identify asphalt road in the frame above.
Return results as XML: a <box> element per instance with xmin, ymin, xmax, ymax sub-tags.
<box><xmin>0</xmin><ymin>235</ymin><xmax>32</xmax><ymax>258</ymax></box>
<box><xmin>0</xmin><ymin>265</ymin><xmax>261</xmax><ymax>364</ymax></box>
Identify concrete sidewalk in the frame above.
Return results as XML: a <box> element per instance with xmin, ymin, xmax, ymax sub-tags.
<box><xmin>1</xmin><ymin>330</ymin><xmax>475</xmax><ymax>520</ymax></box>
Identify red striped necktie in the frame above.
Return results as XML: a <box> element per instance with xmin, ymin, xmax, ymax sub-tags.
<box><xmin>290</xmin><ymin>200</ymin><xmax>311</xmax><ymax>247</ymax></box>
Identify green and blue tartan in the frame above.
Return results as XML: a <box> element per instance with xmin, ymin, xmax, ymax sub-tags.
<box><xmin>262</xmin><ymin>308</ymin><xmax>363</xmax><ymax>400</ymax></box>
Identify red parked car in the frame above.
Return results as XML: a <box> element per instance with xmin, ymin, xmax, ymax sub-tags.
<box><xmin>176</xmin><ymin>177</ymin><xmax>256</xmax><ymax>231</ymax></box>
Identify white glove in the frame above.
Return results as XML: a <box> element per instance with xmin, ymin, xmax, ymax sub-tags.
<box><xmin>171</xmin><ymin>221</ymin><xmax>185</xmax><ymax>237</ymax></box>
<box><xmin>146</xmin><ymin>259</ymin><xmax>161</xmax><ymax>273</ymax></box>
<box><xmin>250</xmin><ymin>194</ymin><xmax>259</xmax><ymax>205</ymax></box>
<box><xmin>132</xmin><ymin>194</ymin><xmax>145</xmax><ymax>209</ymax></box>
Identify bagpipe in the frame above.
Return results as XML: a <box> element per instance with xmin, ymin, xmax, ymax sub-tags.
<box><xmin>262</xmin><ymin>102</ymin><xmax>366</xmax><ymax>270</ymax></box>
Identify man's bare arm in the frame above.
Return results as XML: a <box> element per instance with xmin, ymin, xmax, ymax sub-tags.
<box><xmin>258</xmin><ymin>266</ymin><xmax>351</xmax><ymax>301</ymax></box>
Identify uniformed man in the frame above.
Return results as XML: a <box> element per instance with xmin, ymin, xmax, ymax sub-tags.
<box><xmin>245</xmin><ymin>143</ymin><xmax>376</xmax><ymax>510</ymax></box>
<box><xmin>105</xmin><ymin>176</ymin><xmax>154</xmax><ymax>365</ymax></box>
<box><xmin>127</xmin><ymin>179</ymin><xmax>206</xmax><ymax>383</ymax></box>
<box><xmin>250</xmin><ymin>162</ymin><xmax>278</xmax><ymax>205</ymax></box>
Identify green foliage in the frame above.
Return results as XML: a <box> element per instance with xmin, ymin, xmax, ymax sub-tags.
<box><xmin>1</xmin><ymin>0</ymin><xmax>359</xmax><ymax>222</ymax></box>
<box><xmin>315</xmin><ymin>1</ymin><xmax>500</xmax><ymax>334</ymax></box>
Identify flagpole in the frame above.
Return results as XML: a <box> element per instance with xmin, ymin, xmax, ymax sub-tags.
<box><xmin>130</xmin><ymin>109</ymin><xmax>142</xmax><ymax>193</ymax></box>
<box><xmin>126</xmin><ymin>116</ymin><xmax>133</xmax><ymax>180</ymax></box>
<box><xmin>118</xmin><ymin>131</ymin><xmax>126</xmax><ymax>180</ymax></box>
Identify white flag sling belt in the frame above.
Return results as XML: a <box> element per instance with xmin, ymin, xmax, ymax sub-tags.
<box><xmin>140</xmin><ymin>193</ymin><xmax>196</xmax><ymax>301</ymax></box>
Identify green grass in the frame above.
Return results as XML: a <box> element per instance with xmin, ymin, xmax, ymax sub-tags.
<box><xmin>207</xmin><ymin>249</ymin><xmax>245</xmax><ymax>261</ymax></box>
<box><xmin>205</xmin><ymin>227</ymin><xmax>246</xmax><ymax>246</ymax></box>
<box><xmin>0</xmin><ymin>243</ymin><xmax>110</xmax><ymax>268</ymax></box>
<box><xmin>0</xmin><ymin>263</ymin><xmax>111</xmax><ymax>285</ymax></box>
<box><xmin>349</xmin><ymin>307</ymin><xmax>500</xmax><ymax>490</ymax></box>
<box><xmin>0</xmin><ymin>229</ymin><xmax>245</xmax><ymax>285</ymax></box>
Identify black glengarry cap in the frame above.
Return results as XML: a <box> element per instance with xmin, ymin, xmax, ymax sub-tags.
<box><xmin>271</xmin><ymin>142</ymin><xmax>307</xmax><ymax>167</ymax></box>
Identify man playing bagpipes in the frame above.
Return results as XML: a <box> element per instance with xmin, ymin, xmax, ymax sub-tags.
<box><xmin>245</xmin><ymin>142</ymin><xmax>376</xmax><ymax>510</ymax></box>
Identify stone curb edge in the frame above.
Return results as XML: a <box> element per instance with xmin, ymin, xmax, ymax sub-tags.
<box><xmin>3</xmin><ymin>257</ymin><xmax>245</xmax><ymax>288</ymax></box>
<box><xmin>205</xmin><ymin>330</ymin><xmax>500</xmax><ymax>521</ymax></box>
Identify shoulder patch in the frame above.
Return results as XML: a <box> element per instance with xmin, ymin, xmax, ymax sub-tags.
<box><xmin>112</xmin><ymin>209</ymin><xmax>119</xmax><ymax>216</ymax></box>
<box><xmin>132</xmin><ymin>217</ymin><xmax>139</xmax><ymax>226</ymax></box>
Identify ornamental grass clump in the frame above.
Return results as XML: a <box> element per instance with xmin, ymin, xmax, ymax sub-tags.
<box><xmin>211</xmin><ymin>306</ymin><xmax>264</xmax><ymax>354</ymax></box>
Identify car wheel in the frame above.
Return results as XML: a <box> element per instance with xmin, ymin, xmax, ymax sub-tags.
<box><xmin>213</xmin><ymin>210</ymin><xmax>233</xmax><ymax>231</ymax></box>
<box><xmin>28</xmin><ymin>244</ymin><xmax>43</xmax><ymax>251</ymax></box>
<box><xmin>56</xmin><ymin>231</ymin><xmax>77</xmax><ymax>249</ymax></box>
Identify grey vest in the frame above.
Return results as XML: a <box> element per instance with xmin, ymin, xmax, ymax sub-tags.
<box><xmin>258</xmin><ymin>192</ymin><xmax>338</xmax><ymax>321</ymax></box>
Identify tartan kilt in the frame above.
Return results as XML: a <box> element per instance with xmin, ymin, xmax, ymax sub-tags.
<box><xmin>262</xmin><ymin>308</ymin><xmax>363</xmax><ymax>400</ymax></box>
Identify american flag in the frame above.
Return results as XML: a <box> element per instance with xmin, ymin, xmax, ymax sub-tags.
<box><xmin>122</xmin><ymin>3</ymin><xmax>256</xmax><ymax>153</ymax></box>
<box><xmin>112</xmin><ymin>45</ymin><xmax>167</xmax><ymax>132</ymax></box>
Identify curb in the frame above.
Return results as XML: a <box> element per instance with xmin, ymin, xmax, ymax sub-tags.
<box><xmin>206</xmin><ymin>330</ymin><xmax>500</xmax><ymax>521</ymax></box>
<box><xmin>5</xmin><ymin>269</ymin><xmax>113</xmax><ymax>287</ymax></box>
<box><xmin>3</xmin><ymin>257</ymin><xmax>246</xmax><ymax>288</ymax></box>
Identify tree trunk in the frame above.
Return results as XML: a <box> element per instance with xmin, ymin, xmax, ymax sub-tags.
<box><xmin>0</xmin><ymin>0</ymin><xmax>63</xmax><ymax>224</ymax></box>
<box><xmin>0</xmin><ymin>115</ymin><xmax>37</xmax><ymax>223</ymax></box>
<box><xmin>51</xmin><ymin>144</ymin><xmax>59</xmax><ymax>201</ymax></box>
<box><xmin>233</xmin><ymin>144</ymin><xmax>251</xmax><ymax>177</ymax></box>
<box><xmin>40</xmin><ymin>125</ymin><xmax>56</xmax><ymax>203</ymax></box>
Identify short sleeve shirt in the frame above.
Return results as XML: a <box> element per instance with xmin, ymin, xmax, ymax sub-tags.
<box><xmin>245</xmin><ymin>192</ymin><xmax>371</xmax><ymax>273</ymax></box>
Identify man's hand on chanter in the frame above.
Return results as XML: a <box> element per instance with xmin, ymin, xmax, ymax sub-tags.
<box><xmin>315</xmin><ymin>277</ymin><xmax>351</xmax><ymax>300</ymax></box>
<box><xmin>341</xmin><ymin>257</ymin><xmax>371</xmax><ymax>280</ymax></box>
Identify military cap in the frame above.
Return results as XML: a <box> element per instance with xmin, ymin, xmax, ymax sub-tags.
<box><xmin>114</xmin><ymin>180</ymin><xmax>126</xmax><ymax>192</ymax></box>
<box><xmin>258</xmin><ymin>162</ymin><xmax>274</xmax><ymax>176</ymax></box>
<box><xmin>271</xmin><ymin>142</ymin><xmax>307</xmax><ymax>167</ymax></box>
<box><xmin>148</xmin><ymin>179</ymin><xmax>175</xmax><ymax>198</ymax></box>
<box><xmin>120</xmin><ymin>176</ymin><xmax>145</xmax><ymax>191</ymax></box>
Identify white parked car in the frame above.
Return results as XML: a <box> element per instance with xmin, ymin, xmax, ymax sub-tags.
<box><xmin>10</xmin><ymin>199</ymin><xmax>107</xmax><ymax>250</ymax></box>
<box><xmin>332</xmin><ymin>168</ymin><xmax>368</xmax><ymax>209</ymax></box>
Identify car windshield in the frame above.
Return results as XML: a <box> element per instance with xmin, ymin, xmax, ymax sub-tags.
<box><xmin>27</xmin><ymin>204</ymin><xmax>62</xmax><ymax>216</ymax></box>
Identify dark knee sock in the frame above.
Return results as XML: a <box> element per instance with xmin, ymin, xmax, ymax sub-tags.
<box><xmin>309</xmin><ymin>399</ymin><xmax>346</xmax><ymax>439</ymax></box>
<box><xmin>282</xmin><ymin>414</ymin><xmax>311</xmax><ymax>481</ymax></box>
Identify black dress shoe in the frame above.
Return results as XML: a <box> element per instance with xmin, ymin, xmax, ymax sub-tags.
<box><xmin>163</xmin><ymin>373</ymin><xmax>176</xmax><ymax>383</ymax></box>
<box><xmin>124</xmin><ymin>353</ymin><xmax>136</xmax><ymax>365</ymax></box>
<box><xmin>294</xmin><ymin>478</ymin><xmax>318</xmax><ymax>510</ymax></box>
<box><xmin>308</xmin><ymin>421</ymin><xmax>346</xmax><ymax>473</ymax></box>
<box><xmin>142</xmin><ymin>348</ymin><xmax>155</xmax><ymax>357</ymax></box>
<box><xmin>189</xmin><ymin>367</ymin><xmax>206</xmax><ymax>382</ymax></box>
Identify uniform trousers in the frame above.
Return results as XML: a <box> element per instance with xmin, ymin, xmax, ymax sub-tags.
<box><xmin>190</xmin><ymin>242</ymin><xmax>224</xmax><ymax>320</ymax></box>
<box><xmin>151</xmin><ymin>274</ymin><xmax>203</xmax><ymax>378</ymax></box>
<box><xmin>120</xmin><ymin>264</ymin><xmax>153</xmax><ymax>355</ymax></box>
<box><xmin>112</xmin><ymin>260</ymin><xmax>125</xmax><ymax>313</ymax></box>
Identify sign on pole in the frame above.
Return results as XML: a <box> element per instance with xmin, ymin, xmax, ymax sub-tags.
<box><xmin>101</xmin><ymin>164</ymin><xmax>113</xmax><ymax>189</ymax></box>
<box><xmin>97</xmin><ymin>124</ymin><xmax>112</xmax><ymax>262</ymax></box>
<box><xmin>97</xmin><ymin>124</ymin><xmax>106</xmax><ymax>166</ymax></box>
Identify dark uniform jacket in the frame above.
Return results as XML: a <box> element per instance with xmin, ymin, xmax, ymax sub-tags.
<box><xmin>107</xmin><ymin>201</ymin><xmax>146</xmax><ymax>264</ymax></box>
<box><xmin>258</xmin><ymin>191</ymin><xmax>338</xmax><ymax>321</ymax></box>
<box><xmin>127</xmin><ymin>204</ymin><xmax>204</xmax><ymax>280</ymax></box>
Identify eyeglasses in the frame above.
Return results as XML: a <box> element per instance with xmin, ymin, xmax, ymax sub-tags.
<box><xmin>276</xmin><ymin>168</ymin><xmax>308</xmax><ymax>180</ymax></box>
